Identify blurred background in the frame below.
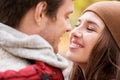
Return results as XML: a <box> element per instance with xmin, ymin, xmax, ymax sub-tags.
<box><xmin>59</xmin><ymin>0</ymin><xmax>119</xmax><ymax>57</ymax></box>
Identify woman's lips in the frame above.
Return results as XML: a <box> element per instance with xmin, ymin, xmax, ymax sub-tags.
<box><xmin>69</xmin><ymin>39</ymin><xmax>84</xmax><ymax>49</ymax></box>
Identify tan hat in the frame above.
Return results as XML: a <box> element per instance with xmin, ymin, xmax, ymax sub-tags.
<box><xmin>83</xmin><ymin>1</ymin><xmax>120</xmax><ymax>48</ymax></box>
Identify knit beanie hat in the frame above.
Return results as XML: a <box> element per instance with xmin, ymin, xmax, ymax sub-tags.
<box><xmin>83</xmin><ymin>1</ymin><xmax>120</xmax><ymax>48</ymax></box>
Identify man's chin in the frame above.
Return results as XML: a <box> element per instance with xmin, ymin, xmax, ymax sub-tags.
<box><xmin>53</xmin><ymin>46</ymin><xmax>59</xmax><ymax>54</ymax></box>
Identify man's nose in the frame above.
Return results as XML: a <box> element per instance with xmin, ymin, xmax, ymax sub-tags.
<box><xmin>66</xmin><ymin>24</ymin><xmax>72</xmax><ymax>32</ymax></box>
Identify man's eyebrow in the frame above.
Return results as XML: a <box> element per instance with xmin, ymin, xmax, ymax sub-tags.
<box><xmin>66</xmin><ymin>11</ymin><xmax>73</xmax><ymax>16</ymax></box>
<box><xmin>69</xmin><ymin>11</ymin><xmax>73</xmax><ymax>14</ymax></box>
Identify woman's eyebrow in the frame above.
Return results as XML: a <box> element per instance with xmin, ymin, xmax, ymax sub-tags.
<box><xmin>87</xmin><ymin>20</ymin><xmax>100</xmax><ymax>28</ymax></box>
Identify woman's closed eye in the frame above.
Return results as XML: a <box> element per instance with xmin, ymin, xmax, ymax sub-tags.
<box><xmin>75</xmin><ymin>19</ymin><xmax>81</xmax><ymax>27</ymax></box>
<box><xmin>87</xmin><ymin>25</ymin><xmax>96</xmax><ymax>32</ymax></box>
<box><xmin>75</xmin><ymin>24</ymin><xmax>79</xmax><ymax>27</ymax></box>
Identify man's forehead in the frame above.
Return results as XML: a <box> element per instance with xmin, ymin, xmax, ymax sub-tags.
<box><xmin>56</xmin><ymin>0</ymin><xmax>74</xmax><ymax>15</ymax></box>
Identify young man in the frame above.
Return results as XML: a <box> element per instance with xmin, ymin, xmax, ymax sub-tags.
<box><xmin>0</xmin><ymin>0</ymin><xmax>74</xmax><ymax>80</ymax></box>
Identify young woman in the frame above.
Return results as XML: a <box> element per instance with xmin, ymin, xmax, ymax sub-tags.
<box><xmin>66</xmin><ymin>1</ymin><xmax>120</xmax><ymax>80</ymax></box>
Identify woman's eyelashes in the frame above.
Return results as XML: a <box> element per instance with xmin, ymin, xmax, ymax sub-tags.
<box><xmin>75</xmin><ymin>19</ymin><xmax>96</xmax><ymax>32</ymax></box>
<box><xmin>87</xmin><ymin>26</ymin><xmax>95</xmax><ymax>32</ymax></box>
<box><xmin>75</xmin><ymin>19</ymin><xmax>81</xmax><ymax>27</ymax></box>
<box><xmin>75</xmin><ymin>23</ymin><xmax>96</xmax><ymax>32</ymax></box>
<box><xmin>75</xmin><ymin>24</ymin><xmax>79</xmax><ymax>27</ymax></box>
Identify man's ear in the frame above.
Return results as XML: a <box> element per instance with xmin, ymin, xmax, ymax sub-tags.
<box><xmin>34</xmin><ymin>1</ymin><xmax>47</xmax><ymax>26</ymax></box>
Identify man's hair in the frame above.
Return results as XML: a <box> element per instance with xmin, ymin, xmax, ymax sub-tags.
<box><xmin>0</xmin><ymin>0</ymin><xmax>64</xmax><ymax>28</ymax></box>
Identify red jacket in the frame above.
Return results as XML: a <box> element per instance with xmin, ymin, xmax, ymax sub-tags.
<box><xmin>0</xmin><ymin>61</ymin><xmax>64</xmax><ymax>80</ymax></box>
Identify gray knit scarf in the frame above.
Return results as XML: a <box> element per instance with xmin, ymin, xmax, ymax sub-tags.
<box><xmin>0</xmin><ymin>23</ymin><xmax>69</xmax><ymax>71</ymax></box>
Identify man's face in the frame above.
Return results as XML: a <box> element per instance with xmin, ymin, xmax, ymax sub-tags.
<box><xmin>39</xmin><ymin>0</ymin><xmax>74</xmax><ymax>53</ymax></box>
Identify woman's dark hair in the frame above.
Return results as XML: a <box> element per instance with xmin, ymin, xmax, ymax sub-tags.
<box><xmin>0</xmin><ymin>0</ymin><xmax>64</xmax><ymax>28</ymax></box>
<box><xmin>69</xmin><ymin>26</ymin><xmax>120</xmax><ymax>80</ymax></box>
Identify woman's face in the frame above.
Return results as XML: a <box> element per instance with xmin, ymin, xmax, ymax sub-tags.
<box><xmin>66</xmin><ymin>12</ymin><xmax>105</xmax><ymax>64</ymax></box>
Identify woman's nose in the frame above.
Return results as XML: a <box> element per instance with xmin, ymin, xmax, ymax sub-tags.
<box><xmin>71</xmin><ymin>29</ymin><xmax>82</xmax><ymax>38</ymax></box>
